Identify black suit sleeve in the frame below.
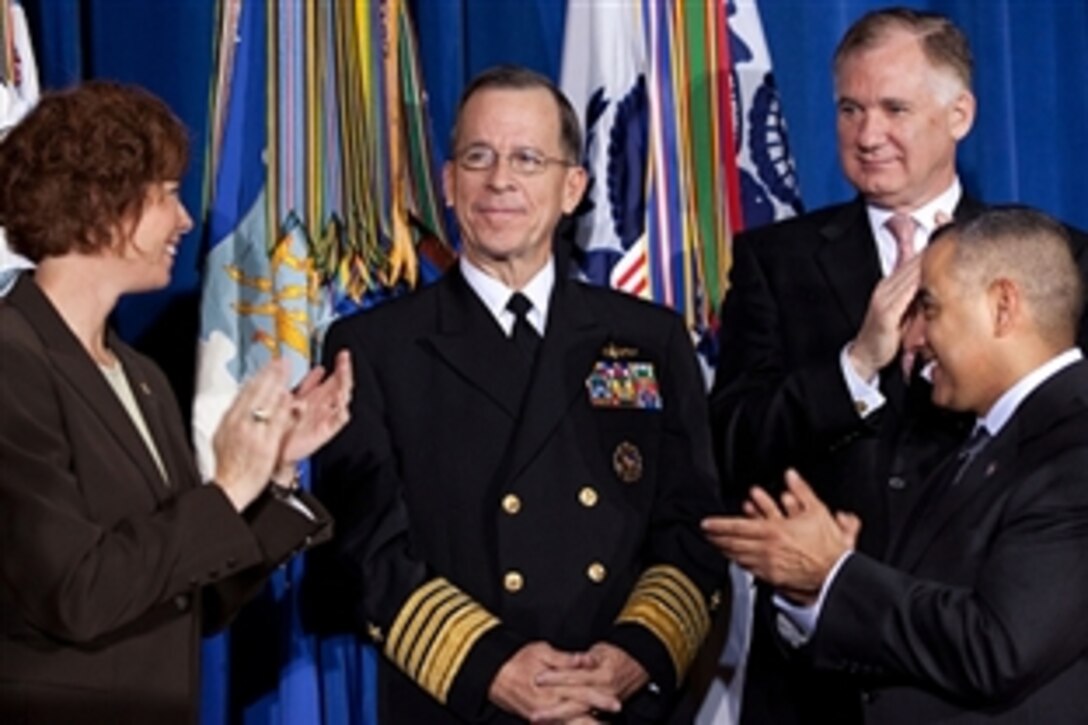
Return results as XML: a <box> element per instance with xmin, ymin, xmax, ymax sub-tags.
<box><xmin>314</xmin><ymin>319</ymin><xmax>525</xmax><ymax>721</ymax></box>
<box><xmin>810</xmin><ymin>445</ymin><xmax>1088</xmax><ymax>707</ymax></box>
<box><xmin>710</xmin><ymin>233</ymin><xmax>870</xmax><ymax>501</ymax></box>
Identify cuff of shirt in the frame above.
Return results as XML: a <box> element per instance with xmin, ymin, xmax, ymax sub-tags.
<box><xmin>283</xmin><ymin>492</ymin><xmax>317</xmax><ymax>520</ymax></box>
<box><xmin>267</xmin><ymin>481</ymin><xmax>317</xmax><ymax>521</ymax></box>
<box><xmin>773</xmin><ymin>549</ymin><xmax>854</xmax><ymax>647</ymax></box>
<box><xmin>840</xmin><ymin>345</ymin><xmax>885</xmax><ymax>418</ymax></box>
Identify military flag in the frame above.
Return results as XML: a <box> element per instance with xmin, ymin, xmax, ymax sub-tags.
<box><xmin>560</xmin><ymin>0</ymin><xmax>801</xmax><ymax>367</ymax></box>
<box><xmin>561</xmin><ymin>2</ymin><xmax>802</xmax><ymax>723</ymax></box>
<box><xmin>194</xmin><ymin>0</ymin><xmax>449</xmax><ymax>722</ymax></box>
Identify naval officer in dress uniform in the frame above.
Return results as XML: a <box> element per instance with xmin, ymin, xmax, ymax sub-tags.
<box><xmin>314</xmin><ymin>65</ymin><xmax>728</xmax><ymax>724</ymax></box>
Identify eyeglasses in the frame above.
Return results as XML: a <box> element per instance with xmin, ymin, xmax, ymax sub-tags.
<box><xmin>455</xmin><ymin>144</ymin><xmax>577</xmax><ymax>176</ymax></box>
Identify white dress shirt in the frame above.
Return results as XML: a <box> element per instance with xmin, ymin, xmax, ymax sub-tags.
<box><xmin>459</xmin><ymin>255</ymin><xmax>554</xmax><ymax>337</ymax></box>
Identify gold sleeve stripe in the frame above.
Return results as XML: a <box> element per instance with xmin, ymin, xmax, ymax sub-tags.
<box><xmin>427</xmin><ymin>607</ymin><xmax>498</xmax><ymax>703</ymax></box>
<box><xmin>402</xmin><ymin>589</ymin><xmax>470</xmax><ymax>677</ymax></box>
<box><xmin>386</xmin><ymin>577</ymin><xmax>450</xmax><ymax>665</ymax></box>
<box><xmin>624</xmin><ymin>568</ymin><xmax>705</xmax><ymax>650</ymax></box>
<box><xmin>644</xmin><ymin>587</ymin><xmax>702</xmax><ymax>664</ymax></box>
<box><xmin>383</xmin><ymin>577</ymin><xmax>500</xmax><ymax>704</ymax></box>
<box><xmin>636</xmin><ymin>567</ymin><xmax>703</xmax><ymax>630</ymax></box>
<box><xmin>615</xmin><ymin>565</ymin><xmax>710</xmax><ymax>682</ymax></box>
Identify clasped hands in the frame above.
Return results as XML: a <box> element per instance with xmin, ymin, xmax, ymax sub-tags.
<box><xmin>214</xmin><ymin>351</ymin><xmax>353</xmax><ymax>511</ymax></box>
<box><xmin>489</xmin><ymin>641</ymin><xmax>648</xmax><ymax>724</ymax></box>
<box><xmin>702</xmin><ymin>470</ymin><xmax>861</xmax><ymax>606</ymax></box>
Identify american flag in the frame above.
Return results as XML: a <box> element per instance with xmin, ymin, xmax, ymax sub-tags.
<box><xmin>560</xmin><ymin>0</ymin><xmax>802</xmax><ymax>358</ymax></box>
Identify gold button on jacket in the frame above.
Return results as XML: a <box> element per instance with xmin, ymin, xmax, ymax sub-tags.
<box><xmin>501</xmin><ymin>493</ymin><xmax>521</xmax><ymax>514</ymax></box>
<box><xmin>503</xmin><ymin>570</ymin><xmax>524</xmax><ymax>593</ymax></box>
<box><xmin>586</xmin><ymin>562</ymin><xmax>607</xmax><ymax>583</ymax></box>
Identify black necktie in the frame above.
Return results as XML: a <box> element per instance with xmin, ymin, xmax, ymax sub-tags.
<box><xmin>950</xmin><ymin>425</ymin><xmax>992</xmax><ymax>486</ymax></box>
<box><xmin>506</xmin><ymin>292</ymin><xmax>541</xmax><ymax>364</ymax></box>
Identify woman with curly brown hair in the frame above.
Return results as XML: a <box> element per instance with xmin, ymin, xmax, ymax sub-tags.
<box><xmin>0</xmin><ymin>81</ymin><xmax>351</xmax><ymax>723</ymax></box>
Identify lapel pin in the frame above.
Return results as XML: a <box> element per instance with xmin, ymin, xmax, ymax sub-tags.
<box><xmin>139</xmin><ymin>381</ymin><xmax>152</xmax><ymax>396</ymax></box>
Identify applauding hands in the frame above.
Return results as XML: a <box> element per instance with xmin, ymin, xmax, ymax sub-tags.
<box><xmin>214</xmin><ymin>351</ymin><xmax>353</xmax><ymax>511</ymax></box>
<box><xmin>702</xmin><ymin>470</ymin><xmax>861</xmax><ymax>605</ymax></box>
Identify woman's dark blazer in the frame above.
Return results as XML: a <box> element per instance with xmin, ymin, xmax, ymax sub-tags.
<box><xmin>0</xmin><ymin>275</ymin><xmax>331</xmax><ymax>724</ymax></box>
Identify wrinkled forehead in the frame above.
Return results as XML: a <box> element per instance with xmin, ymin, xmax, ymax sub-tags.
<box><xmin>834</xmin><ymin>31</ymin><xmax>963</xmax><ymax>103</ymax></box>
<box><xmin>455</xmin><ymin>87</ymin><xmax>563</xmax><ymax>149</ymax></box>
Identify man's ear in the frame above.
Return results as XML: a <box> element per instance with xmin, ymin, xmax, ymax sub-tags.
<box><xmin>561</xmin><ymin>166</ymin><xmax>588</xmax><ymax>214</ymax></box>
<box><xmin>989</xmin><ymin>277</ymin><xmax>1020</xmax><ymax>337</ymax></box>
<box><xmin>442</xmin><ymin>162</ymin><xmax>455</xmax><ymax>208</ymax></box>
<box><xmin>949</xmin><ymin>89</ymin><xmax>976</xmax><ymax>142</ymax></box>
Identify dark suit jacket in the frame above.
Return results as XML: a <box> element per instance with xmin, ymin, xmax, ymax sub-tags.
<box><xmin>315</xmin><ymin>266</ymin><xmax>728</xmax><ymax>724</ymax></box>
<box><xmin>707</xmin><ymin>195</ymin><xmax>1088</xmax><ymax>725</ymax></box>
<box><xmin>712</xmin><ymin>196</ymin><xmax>988</xmax><ymax>538</ymax></box>
<box><xmin>0</xmin><ymin>276</ymin><xmax>331</xmax><ymax>725</ymax></box>
<box><xmin>808</xmin><ymin>360</ymin><xmax>1088</xmax><ymax>723</ymax></box>
<box><xmin>709</xmin><ymin>196</ymin><xmax>983</xmax><ymax>724</ymax></box>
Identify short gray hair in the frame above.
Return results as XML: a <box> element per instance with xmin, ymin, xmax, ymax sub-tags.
<box><xmin>834</xmin><ymin>7</ymin><xmax>973</xmax><ymax>95</ymax></box>
<box><xmin>450</xmin><ymin>65</ymin><xmax>583</xmax><ymax>163</ymax></box>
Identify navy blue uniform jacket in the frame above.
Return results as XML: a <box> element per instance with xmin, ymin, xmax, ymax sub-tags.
<box><xmin>316</xmin><ymin>267</ymin><xmax>728</xmax><ymax>723</ymax></box>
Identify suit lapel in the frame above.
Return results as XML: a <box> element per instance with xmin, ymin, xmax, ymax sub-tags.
<box><xmin>815</xmin><ymin>199</ymin><xmax>882</xmax><ymax>339</ymax></box>
<box><xmin>954</xmin><ymin>194</ymin><xmax>986</xmax><ymax>222</ymax></box>
<box><xmin>423</xmin><ymin>269</ymin><xmax>526</xmax><ymax>418</ymax></box>
<box><xmin>892</xmin><ymin>432</ymin><xmax>1009</xmax><ymax>570</ymax></box>
<box><xmin>892</xmin><ymin>361</ymin><xmax>1088</xmax><ymax>570</ymax></box>
<box><xmin>9</xmin><ymin>278</ymin><xmax>171</xmax><ymax>501</ymax></box>
<box><xmin>507</xmin><ymin>280</ymin><xmax>602</xmax><ymax>480</ymax></box>
<box><xmin>111</xmin><ymin>337</ymin><xmax>183</xmax><ymax>491</ymax></box>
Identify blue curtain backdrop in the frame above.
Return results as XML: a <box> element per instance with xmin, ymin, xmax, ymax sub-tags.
<box><xmin>18</xmin><ymin>0</ymin><xmax>1088</xmax><ymax>718</ymax></box>
<box><xmin>760</xmin><ymin>0</ymin><xmax>1088</xmax><ymax>229</ymax></box>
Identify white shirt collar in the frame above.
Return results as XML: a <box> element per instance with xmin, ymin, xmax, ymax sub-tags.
<box><xmin>458</xmin><ymin>256</ymin><xmax>554</xmax><ymax>337</ymax></box>
<box><xmin>978</xmin><ymin>348</ymin><xmax>1084</xmax><ymax>437</ymax></box>
<box><xmin>867</xmin><ymin>178</ymin><xmax>962</xmax><ymax>276</ymax></box>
